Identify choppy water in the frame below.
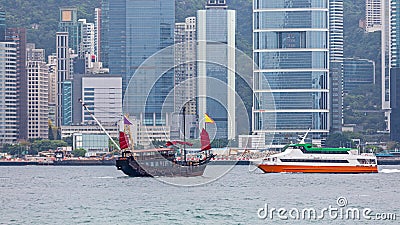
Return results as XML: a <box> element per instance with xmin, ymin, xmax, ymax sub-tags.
<box><xmin>0</xmin><ymin>165</ymin><xmax>399</xmax><ymax>224</ymax></box>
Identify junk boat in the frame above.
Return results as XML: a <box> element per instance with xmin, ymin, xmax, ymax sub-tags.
<box><xmin>253</xmin><ymin>131</ymin><xmax>378</xmax><ymax>173</ymax></box>
<box><xmin>115</xmin><ymin>129</ymin><xmax>215</xmax><ymax>177</ymax></box>
<box><xmin>80</xmin><ymin>99</ymin><xmax>214</xmax><ymax>177</ymax></box>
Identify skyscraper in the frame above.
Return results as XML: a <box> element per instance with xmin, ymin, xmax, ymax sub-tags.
<box><xmin>390</xmin><ymin>0</ymin><xmax>400</xmax><ymax>141</ymax></box>
<box><xmin>5</xmin><ymin>28</ymin><xmax>27</xmax><ymax>140</ymax></box>
<box><xmin>94</xmin><ymin>8</ymin><xmax>102</xmax><ymax>62</ymax></box>
<box><xmin>101</xmin><ymin>0</ymin><xmax>175</xmax><ymax>127</ymax></box>
<box><xmin>101</xmin><ymin>0</ymin><xmax>175</xmax><ymax>94</ymax></box>
<box><xmin>253</xmin><ymin>0</ymin><xmax>330</xmax><ymax>143</ymax></box>
<box><xmin>59</xmin><ymin>7</ymin><xmax>79</xmax><ymax>54</ymax></box>
<box><xmin>78</xmin><ymin>19</ymin><xmax>95</xmax><ymax>69</ymax></box>
<box><xmin>0</xmin><ymin>42</ymin><xmax>17</xmax><ymax>143</ymax></box>
<box><xmin>56</xmin><ymin>32</ymin><xmax>70</xmax><ymax>127</ymax></box>
<box><xmin>26</xmin><ymin>44</ymin><xmax>49</xmax><ymax>139</ymax></box>
<box><xmin>47</xmin><ymin>54</ymin><xmax>57</xmax><ymax>125</ymax></box>
<box><xmin>174</xmin><ymin>17</ymin><xmax>197</xmax><ymax>115</ymax></box>
<box><xmin>197</xmin><ymin>0</ymin><xmax>236</xmax><ymax>139</ymax></box>
<box><xmin>366</xmin><ymin>0</ymin><xmax>384</xmax><ymax>32</ymax></box>
<box><xmin>329</xmin><ymin>0</ymin><xmax>344</xmax><ymax>133</ymax></box>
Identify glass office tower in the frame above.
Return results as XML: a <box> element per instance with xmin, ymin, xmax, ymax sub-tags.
<box><xmin>102</xmin><ymin>0</ymin><xmax>175</xmax><ymax>122</ymax></box>
<box><xmin>253</xmin><ymin>0</ymin><xmax>330</xmax><ymax>144</ymax></box>
<box><xmin>197</xmin><ymin>1</ymin><xmax>236</xmax><ymax>139</ymax></box>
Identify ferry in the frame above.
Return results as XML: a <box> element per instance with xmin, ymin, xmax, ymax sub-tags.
<box><xmin>254</xmin><ymin>132</ymin><xmax>378</xmax><ymax>174</ymax></box>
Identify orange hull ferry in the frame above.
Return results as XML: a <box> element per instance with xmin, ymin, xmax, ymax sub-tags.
<box><xmin>254</xmin><ymin>131</ymin><xmax>378</xmax><ymax>174</ymax></box>
<box><xmin>258</xmin><ymin>165</ymin><xmax>378</xmax><ymax>173</ymax></box>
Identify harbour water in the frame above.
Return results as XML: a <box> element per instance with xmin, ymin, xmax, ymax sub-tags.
<box><xmin>0</xmin><ymin>165</ymin><xmax>399</xmax><ymax>224</ymax></box>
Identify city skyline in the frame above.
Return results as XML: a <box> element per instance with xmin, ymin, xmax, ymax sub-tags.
<box><xmin>0</xmin><ymin>0</ymin><xmax>398</xmax><ymax>148</ymax></box>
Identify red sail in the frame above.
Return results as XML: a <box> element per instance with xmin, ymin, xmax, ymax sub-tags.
<box><xmin>200</xmin><ymin>128</ymin><xmax>211</xmax><ymax>151</ymax></box>
<box><xmin>119</xmin><ymin>131</ymin><xmax>129</xmax><ymax>150</ymax></box>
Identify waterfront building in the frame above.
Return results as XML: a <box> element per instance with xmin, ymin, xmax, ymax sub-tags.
<box><xmin>5</xmin><ymin>28</ymin><xmax>27</xmax><ymax>140</ymax></box>
<box><xmin>253</xmin><ymin>0</ymin><xmax>330</xmax><ymax>144</ymax></box>
<box><xmin>26</xmin><ymin>44</ymin><xmax>49</xmax><ymax>139</ymax></box>
<box><xmin>238</xmin><ymin>134</ymin><xmax>266</xmax><ymax>149</ymax></box>
<box><xmin>60</xmin><ymin>124</ymin><xmax>119</xmax><ymax>139</ymax></box>
<box><xmin>73</xmin><ymin>133</ymin><xmax>109</xmax><ymax>156</ymax></box>
<box><xmin>343</xmin><ymin>58</ymin><xmax>376</xmax><ymax>93</ymax></box>
<box><xmin>329</xmin><ymin>0</ymin><xmax>344</xmax><ymax>133</ymax></box>
<box><xmin>0</xmin><ymin>42</ymin><xmax>17</xmax><ymax>143</ymax></box>
<box><xmin>197</xmin><ymin>0</ymin><xmax>236</xmax><ymax>139</ymax></box>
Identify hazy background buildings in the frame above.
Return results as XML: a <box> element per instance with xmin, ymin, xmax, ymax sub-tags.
<box><xmin>0</xmin><ymin>0</ymin><xmax>399</xmax><ymax>152</ymax></box>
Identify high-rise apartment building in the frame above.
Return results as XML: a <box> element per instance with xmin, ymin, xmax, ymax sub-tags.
<box><xmin>0</xmin><ymin>42</ymin><xmax>17</xmax><ymax>143</ymax></box>
<box><xmin>174</xmin><ymin>17</ymin><xmax>197</xmax><ymax>115</ymax></box>
<box><xmin>253</xmin><ymin>0</ymin><xmax>330</xmax><ymax>144</ymax></box>
<box><xmin>78</xmin><ymin>19</ymin><xmax>95</xmax><ymax>69</ymax></box>
<box><xmin>197</xmin><ymin>0</ymin><xmax>236</xmax><ymax>139</ymax></box>
<box><xmin>94</xmin><ymin>8</ymin><xmax>101</xmax><ymax>62</ymax></box>
<box><xmin>5</xmin><ymin>28</ymin><xmax>27</xmax><ymax>140</ymax></box>
<box><xmin>47</xmin><ymin>54</ymin><xmax>57</xmax><ymax>125</ymax></box>
<box><xmin>366</xmin><ymin>0</ymin><xmax>384</xmax><ymax>32</ymax></box>
<box><xmin>26</xmin><ymin>44</ymin><xmax>49</xmax><ymax>139</ymax></box>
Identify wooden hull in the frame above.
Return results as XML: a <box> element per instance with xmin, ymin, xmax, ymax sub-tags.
<box><xmin>116</xmin><ymin>156</ymin><xmax>208</xmax><ymax>177</ymax></box>
<box><xmin>258</xmin><ymin>164</ymin><xmax>378</xmax><ymax>173</ymax></box>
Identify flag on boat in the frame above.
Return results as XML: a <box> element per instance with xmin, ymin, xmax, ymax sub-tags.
<box><xmin>200</xmin><ymin>128</ymin><xmax>211</xmax><ymax>151</ymax></box>
<box><xmin>204</xmin><ymin>113</ymin><xmax>215</xmax><ymax>123</ymax></box>
<box><xmin>119</xmin><ymin>131</ymin><xmax>129</xmax><ymax>150</ymax></box>
<box><xmin>124</xmin><ymin>115</ymin><xmax>133</xmax><ymax>125</ymax></box>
